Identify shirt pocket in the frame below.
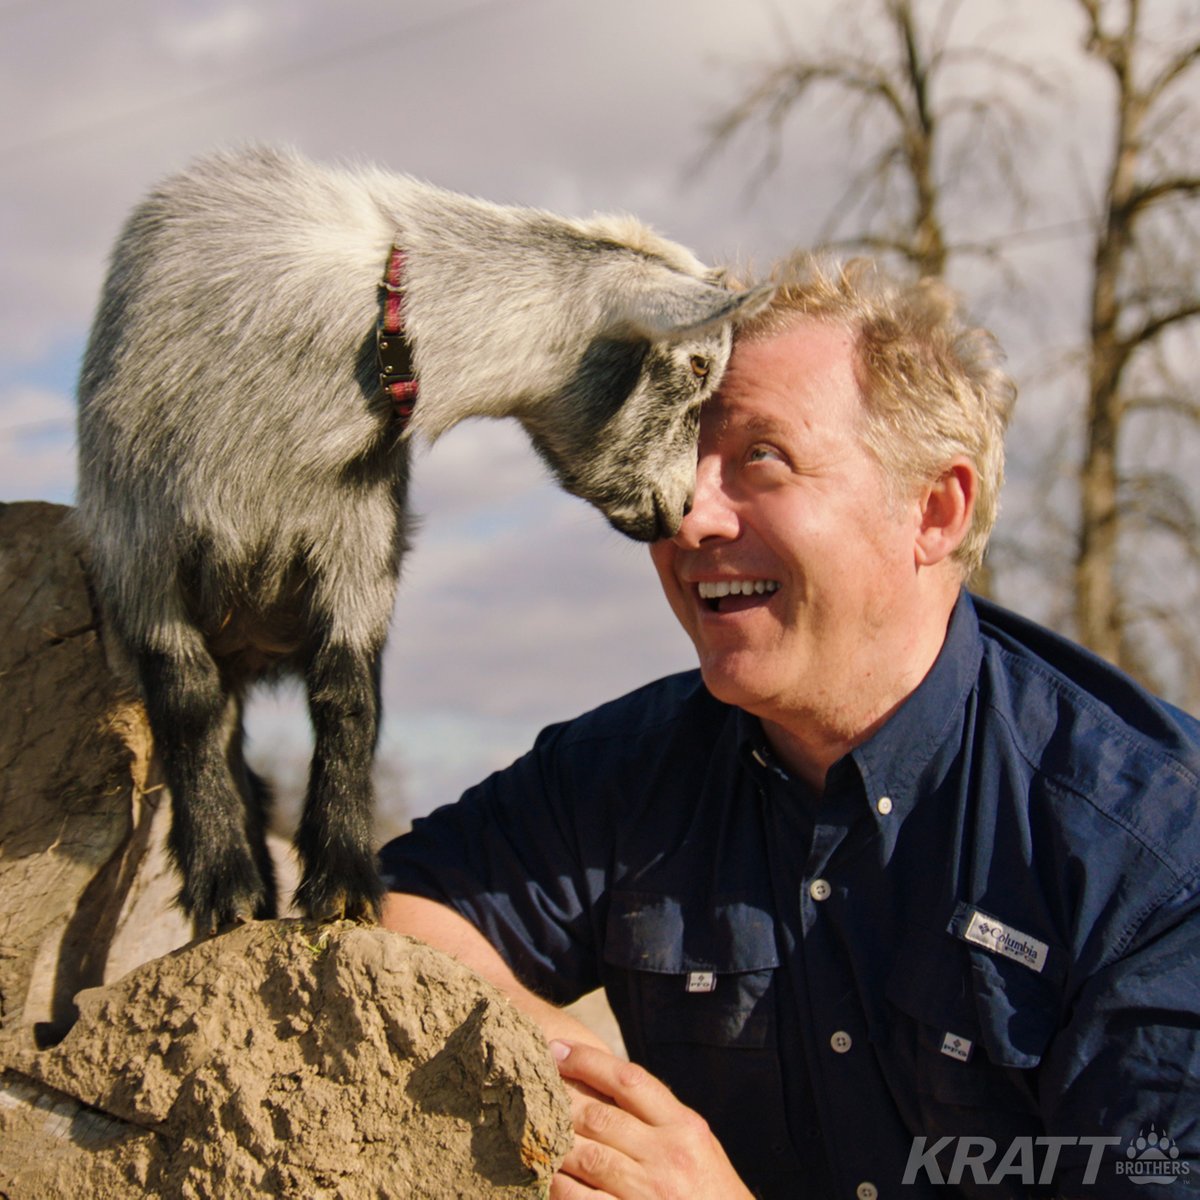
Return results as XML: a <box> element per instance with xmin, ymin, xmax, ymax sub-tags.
<box><xmin>601</xmin><ymin>891</ymin><xmax>800</xmax><ymax>1180</ymax></box>
<box><xmin>884</xmin><ymin>922</ymin><xmax>1061</xmax><ymax>1116</ymax></box>
<box><xmin>603</xmin><ymin>890</ymin><xmax>780</xmax><ymax>1047</ymax></box>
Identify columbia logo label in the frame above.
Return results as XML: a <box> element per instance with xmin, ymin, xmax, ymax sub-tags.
<box><xmin>962</xmin><ymin>908</ymin><xmax>1049</xmax><ymax>973</ymax></box>
<box><xmin>940</xmin><ymin>1031</ymin><xmax>973</xmax><ymax>1062</ymax></box>
<box><xmin>686</xmin><ymin>971</ymin><xmax>716</xmax><ymax>993</ymax></box>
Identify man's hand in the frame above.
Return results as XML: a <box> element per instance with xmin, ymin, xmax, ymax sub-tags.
<box><xmin>549</xmin><ymin>1040</ymin><xmax>754</xmax><ymax>1200</ymax></box>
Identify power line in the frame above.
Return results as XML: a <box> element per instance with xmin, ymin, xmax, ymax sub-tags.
<box><xmin>0</xmin><ymin>417</ymin><xmax>74</xmax><ymax>442</ymax></box>
<box><xmin>0</xmin><ymin>0</ymin><xmax>545</xmax><ymax>165</ymax></box>
<box><xmin>985</xmin><ymin>215</ymin><xmax>1098</xmax><ymax>246</ymax></box>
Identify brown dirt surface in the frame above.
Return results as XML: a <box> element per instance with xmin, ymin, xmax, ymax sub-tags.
<box><xmin>0</xmin><ymin>920</ymin><xmax>572</xmax><ymax>1199</ymax></box>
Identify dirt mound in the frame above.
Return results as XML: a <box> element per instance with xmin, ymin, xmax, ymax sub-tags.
<box><xmin>0</xmin><ymin>920</ymin><xmax>571</xmax><ymax>1199</ymax></box>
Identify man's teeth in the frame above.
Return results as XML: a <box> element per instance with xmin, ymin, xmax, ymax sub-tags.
<box><xmin>697</xmin><ymin>580</ymin><xmax>780</xmax><ymax>600</ymax></box>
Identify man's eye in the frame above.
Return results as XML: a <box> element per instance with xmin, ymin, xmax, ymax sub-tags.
<box><xmin>747</xmin><ymin>444</ymin><xmax>783</xmax><ymax>463</ymax></box>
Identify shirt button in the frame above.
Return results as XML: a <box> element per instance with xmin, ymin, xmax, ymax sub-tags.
<box><xmin>808</xmin><ymin>878</ymin><xmax>832</xmax><ymax>902</ymax></box>
<box><xmin>830</xmin><ymin>1030</ymin><xmax>853</xmax><ymax>1054</ymax></box>
<box><xmin>856</xmin><ymin>1184</ymin><xmax>878</xmax><ymax>1200</ymax></box>
<box><xmin>876</xmin><ymin>795</ymin><xmax>894</xmax><ymax>815</ymax></box>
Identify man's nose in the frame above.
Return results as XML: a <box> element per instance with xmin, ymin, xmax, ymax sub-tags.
<box><xmin>672</xmin><ymin>454</ymin><xmax>738</xmax><ymax>549</ymax></box>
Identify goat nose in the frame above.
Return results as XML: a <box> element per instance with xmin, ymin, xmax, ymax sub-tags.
<box><xmin>651</xmin><ymin>492</ymin><xmax>673</xmax><ymax>541</ymax></box>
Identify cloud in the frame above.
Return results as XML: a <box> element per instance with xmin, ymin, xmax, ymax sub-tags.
<box><xmin>155</xmin><ymin>3</ymin><xmax>271</xmax><ymax>63</ymax></box>
<box><xmin>0</xmin><ymin>381</ymin><xmax>72</xmax><ymax>428</ymax></box>
<box><xmin>4</xmin><ymin>0</ymin><xmax>762</xmax><ymax>824</ymax></box>
<box><xmin>386</xmin><ymin>476</ymin><xmax>693</xmax><ymax>721</ymax></box>
<box><xmin>0</xmin><ymin>384</ymin><xmax>76</xmax><ymax>503</ymax></box>
<box><xmin>0</xmin><ymin>0</ymin><xmax>805</xmax><ymax>355</ymax></box>
<box><xmin>2</xmin><ymin>0</ymin><xmax>1140</xmax><ymax>825</ymax></box>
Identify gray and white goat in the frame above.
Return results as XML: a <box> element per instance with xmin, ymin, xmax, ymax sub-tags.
<box><xmin>74</xmin><ymin>146</ymin><xmax>769</xmax><ymax>932</ymax></box>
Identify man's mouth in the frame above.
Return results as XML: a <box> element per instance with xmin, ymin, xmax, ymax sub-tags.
<box><xmin>697</xmin><ymin>579</ymin><xmax>779</xmax><ymax>613</ymax></box>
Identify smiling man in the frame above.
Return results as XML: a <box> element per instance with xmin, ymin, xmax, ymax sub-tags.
<box><xmin>649</xmin><ymin>313</ymin><xmax>973</xmax><ymax>789</ymax></box>
<box><xmin>380</xmin><ymin>256</ymin><xmax>1200</xmax><ymax>1199</ymax></box>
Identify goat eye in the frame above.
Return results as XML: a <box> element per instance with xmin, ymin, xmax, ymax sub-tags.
<box><xmin>689</xmin><ymin>355</ymin><xmax>710</xmax><ymax>379</ymax></box>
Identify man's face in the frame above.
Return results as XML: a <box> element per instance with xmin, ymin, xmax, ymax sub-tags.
<box><xmin>649</xmin><ymin>318</ymin><xmax>930</xmax><ymax>736</ymax></box>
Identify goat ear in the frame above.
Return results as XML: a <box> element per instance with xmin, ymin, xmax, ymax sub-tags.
<box><xmin>614</xmin><ymin>277</ymin><xmax>776</xmax><ymax>341</ymax></box>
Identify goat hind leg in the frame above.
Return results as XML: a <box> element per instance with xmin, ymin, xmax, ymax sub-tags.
<box><xmin>293</xmin><ymin>640</ymin><xmax>384</xmax><ymax>922</ymax></box>
<box><xmin>138</xmin><ymin>641</ymin><xmax>273</xmax><ymax>933</ymax></box>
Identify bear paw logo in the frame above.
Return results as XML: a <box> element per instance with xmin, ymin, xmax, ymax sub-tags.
<box><xmin>1124</xmin><ymin>1127</ymin><xmax>1186</xmax><ymax>1187</ymax></box>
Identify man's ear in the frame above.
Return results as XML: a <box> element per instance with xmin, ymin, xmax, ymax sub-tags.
<box><xmin>914</xmin><ymin>458</ymin><xmax>976</xmax><ymax>567</ymax></box>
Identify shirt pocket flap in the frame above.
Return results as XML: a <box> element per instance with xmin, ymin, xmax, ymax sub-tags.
<box><xmin>602</xmin><ymin>891</ymin><xmax>779</xmax><ymax>1049</ymax></box>
<box><xmin>886</xmin><ymin>923</ymin><xmax>1060</xmax><ymax>1069</ymax></box>
<box><xmin>603</xmin><ymin>891</ymin><xmax>780</xmax><ymax>974</ymax></box>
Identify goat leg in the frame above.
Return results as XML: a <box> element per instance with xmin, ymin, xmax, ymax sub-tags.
<box><xmin>293</xmin><ymin>640</ymin><xmax>384</xmax><ymax>922</ymax></box>
<box><xmin>138</xmin><ymin>643</ymin><xmax>273</xmax><ymax>934</ymax></box>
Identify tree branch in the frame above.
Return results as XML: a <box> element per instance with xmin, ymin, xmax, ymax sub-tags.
<box><xmin>1123</xmin><ymin>393</ymin><xmax>1200</xmax><ymax>424</ymax></box>
<box><xmin>817</xmin><ymin>233</ymin><xmax>919</xmax><ymax>261</ymax></box>
<box><xmin>1148</xmin><ymin>39</ymin><xmax>1200</xmax><ymax>105</ymax></box>
<box><xmin>938</xmin><ymin>44</ymin><xmax>1061</xmax><ymax>98</ymax></box>
<box><xmin>1075</xmin><ymin>0</ymin><xmax>1102</xmax><ymax>36</ymax></box>
<box><xmin>1118</xmin><ymin>471</ymin><xmax>1200</xmax><ymax>560</ymax></box>
<box><xmin>1122</xmin><ymin>175</ymin><xmax>1200</xmax><ymax>218</ymax></box>
<box><xmin>1121</xmin><ymin>301</ymin><xmax>1200</xmax><ymax>354</ymax></box>
<box><xmin>816</xmin><ymin>143</ymin><xmax>911</xmax><ymax>244</ymax></box>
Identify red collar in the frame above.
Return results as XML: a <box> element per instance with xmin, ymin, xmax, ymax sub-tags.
<box><xmin>377</xmin><ymin>246</ymin><xmax>418</xmax><ymax>427</ymax></box>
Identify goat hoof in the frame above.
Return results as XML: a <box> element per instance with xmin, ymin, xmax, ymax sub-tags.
<box><xmin>294</xmin><ymin>858</ymin><xmax>383</xmax><ymax>925</ymax></box>
<box><xmin>303</xmin><ymin>893</ymin><xmax>379</xmax><ymax>925</ymax></box>
<box><xmin>182</xmin><ymin>873</ymin><xmax>272</xmax><ymax>938</ymax></box>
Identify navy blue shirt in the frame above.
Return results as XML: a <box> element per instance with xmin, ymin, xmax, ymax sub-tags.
<box><xmin>379</xmin><ymin>593</ymin><xmax>1200</xmax><ymax>1199</ymax></box>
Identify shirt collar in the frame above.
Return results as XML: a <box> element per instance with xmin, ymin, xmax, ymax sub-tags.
<box><xmin>847</xmin><ymin>588</ymin><xmax>982</xmax><ymax>823</ymax></box>
<box><xmin>735</xmin><ymin>589</ymin><xmax>982</xmax><ymax>822</ymax></box>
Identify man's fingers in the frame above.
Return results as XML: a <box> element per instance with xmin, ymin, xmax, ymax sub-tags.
<box><xmin>559</xmin><ymin>1133</ymin><xmax>638</xmax><ymax>1195</ymax></box>
<box><xmin>549</xmin><ymin>1156</ymin><xmax>614</xmax><ymax>1200</ymax></box>
<box><xmin>570</xmin><ymin>1086</ymin><xmax>655</xmax><ymax>1162</ymax></box>
<box><xmin>563</xmin><ymin>1075</ymin><xmax>612</xmax><ymax>1105</ymax></box>
<box><xmin>551</xmin><ymin>1040</ymin><xmax>678</xmax><ymax>1126</ymax></box>
<box><xmin>549</xmin><ymin>1041</ymin><xmax>755</xmax><ymax>1200</ymax></box>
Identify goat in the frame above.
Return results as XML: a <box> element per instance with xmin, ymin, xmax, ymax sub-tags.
<box><xmin>74</xmin><ymin>146</ymin><xmax>770</xmax><ymax>933</ymax></box>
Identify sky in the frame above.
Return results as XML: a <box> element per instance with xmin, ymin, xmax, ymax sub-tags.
<box><xmin>0</xmin><ymin>0</ymin><xmax>1169</xmax><ymax>837</ymax></box>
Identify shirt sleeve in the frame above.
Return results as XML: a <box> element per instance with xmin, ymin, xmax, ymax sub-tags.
<box><xmin>1040</xmin><ymin>881</ymin><xmax>1200</xmax><ymax>1196</ymax></box>
<box><xmin>377</xmin><ymin>719</ymin><xmax>611</xmax><ymax>1007</ymax></box>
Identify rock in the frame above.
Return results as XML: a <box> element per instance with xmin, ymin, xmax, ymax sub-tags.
<box><xmin>0</xmin><ymin>501</ymin><xmax>168</xmax><ymax>1043</ymax></box>
<box><xmin>0</xmin><ymin>501</ymin><xmax>583</xmax><ymax>1197</ymax></box>
<box><xmin>0</xmin><ymin>502</ymin><xmax>295</xmax><ymax>1044</ymax></box>
<box><xmin>0</xmin><ymin>920</ymin><xmax>571</xmax><ymax>1199</ymax></box>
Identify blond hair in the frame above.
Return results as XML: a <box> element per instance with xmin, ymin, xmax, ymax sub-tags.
<box><xmin>739</xmin><ymin>255</ymin><xmax>1014</xmax><ymax>575</ymax></box>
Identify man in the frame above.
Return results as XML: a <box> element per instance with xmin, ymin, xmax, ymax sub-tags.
<box><xmin>380</xmin><ymin>257</ymin><xmax>1200</xmax><ymax>1199</ymax></box>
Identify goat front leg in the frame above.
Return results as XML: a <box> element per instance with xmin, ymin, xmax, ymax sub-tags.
<box><xmin>293</xmin><ymin>640</ymin><xmax>384</xmax><ymax>922</ymax></box>
<box><xmin>138</xmin><ymin>640</ymin><xmax>274</xmax><ymax>934</ymax></box>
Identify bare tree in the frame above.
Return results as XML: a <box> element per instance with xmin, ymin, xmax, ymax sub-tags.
<box><xmin>703</xmin><ymin>0</ymin><xmax>1051</xmax><ymax>593</ymax></box>
<box><xmin>1072</xmin><ymin>0</ymin><xmax>1200</xmax><ymax>699</ymax></box>
<box><xmin>705</xmin><ymin>0</ymin><xmax>1051</xmax><ymax>277</ymax></box>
